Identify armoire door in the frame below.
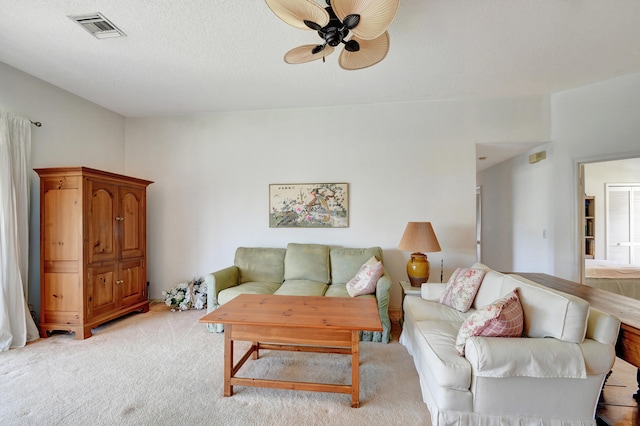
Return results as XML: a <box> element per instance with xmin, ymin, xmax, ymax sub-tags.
<box><xmin>87</xmin><ymin>180</ymin><xmax>118</xmax><ymax>264</ymax></box>
<box><xmin>118</xmin><ymin>259</ymin><xmax>146</xmax><ymax>307</ymax></box>
<box><xmin>87</xmin><ymin>264</ymin><xmax>118</xmax><ymax>319</ymax></box>
<box><xmin>119</xmin><ymin>186</ymin><xmax>146</xmax><ymax>260</ymax></box>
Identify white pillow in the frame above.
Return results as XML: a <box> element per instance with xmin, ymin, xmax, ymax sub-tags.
<box><xmin>439</xmin><ymin>267</ymin><xmax>486</xmax><ymax>312</ymax></box>
<box><xmin>346</xmin><ymin>256</ymin><xmax>384</xmax><ymax>297</ymax></box>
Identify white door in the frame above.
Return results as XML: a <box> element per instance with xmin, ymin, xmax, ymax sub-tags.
<box><xmin>606</xmin><ymin>184</ymin><xmax>640</xmax><ymax>264</ymax></box>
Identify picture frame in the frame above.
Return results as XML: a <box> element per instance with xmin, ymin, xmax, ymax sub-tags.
<box><xmin>269</xmin><ymin>183</ymin><xmax>349</xmax><ymax>228</ymax></box>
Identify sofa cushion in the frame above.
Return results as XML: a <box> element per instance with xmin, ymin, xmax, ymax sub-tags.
<box><xmin>330</xmin><ymin>247</ymin><xmax>383</xmax><ymax>284</ymax></box>
<box><xmin>218</xmin><ymin>282</ymin><xmax>282</xmax><ymax>305</ymax></box>
<box><xmin>284</xmin><ymin>243</ymin><xmax>330</xmax><ymax>283</ymax></box>
<box><xmin>414</xmin><ymin>319</ymin><xmax>472</xmax><ymax>391</ymax></box>
<box><xmin>325</xmin><ymin>283</ymin><xmax>376</xmax><ymax>299</ymax></box>
<box><xmin>503</xmin><ymin>275</ymin><xmax>589</xmax><ymax>343</ymax></box>
<box><xmin>346</xmin><ymin>256</ymin><xmax>384</xmax><ymax>297</ymax></box>
<box><xmin>235</xmin><ymin>247</ymin><xmax>286</xmax><ymax>284</ymax></box>
<box><xmin>455</xmin><ymin>289</ymin><xmax>524</xmax><ymax>355</ymax></box>
<box><xmin>405</xmin><ymin>295</ymin><xmax>471</xmax><ymax>323</ymax></box>
<box><xmin>440</xmin><ymin>267</ymin><xmax>486</xmax><ymax>312</ymax></box>
<box><xmin>274</xmin><ymin>280</ymin><xmax>328</xmax><ymax>296</ymax></box>
<box><xmin>470</xmin><ymin>264</ymin><xmax>505</xmax><ymax>309</ymax></box>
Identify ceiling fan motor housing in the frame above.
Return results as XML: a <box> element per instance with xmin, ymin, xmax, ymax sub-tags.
<box><xmin>320</xmin><ymin>7</ymin><xmax>358</xmax><ymax>47</ymax></box>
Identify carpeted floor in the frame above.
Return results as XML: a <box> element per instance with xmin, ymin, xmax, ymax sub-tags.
<box><xmin>0</xmin><ymin>303</ymin><xmax>432</xmax><ymax>425</ymax></box>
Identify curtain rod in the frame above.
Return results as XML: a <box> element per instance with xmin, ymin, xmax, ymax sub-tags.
<box><xmin>30</xmin><ymin>120</ymin><xmax>42</xmax><ymax>127</ymax></box>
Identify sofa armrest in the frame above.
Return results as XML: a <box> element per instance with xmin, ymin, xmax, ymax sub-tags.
<box><xmin>421</xmin><ymin>283</ymin><xmax>446</xmax><ymax>301</ymax></box>
<box><xmin>465</xmin><ymin>336</ymin><xmax>587</xmax><ymax>379</ymax></box>
<box><xmin>205</xmin><ymin>266</ymin><xmax>239</xmax><ymax>311</ymax></box>
<box><xmin>204</xmin><ymin>266</ymin><xmax>239</xmax><ymax>333</ymax></box>
<box><xmin>586</xmin><ymin>307</ymin><xmax>620</xmax><ymax>346</ymax></box>
<box><xmin>374</xmin><ymin>271</ymin><xmax>392</xmax><ymax>343</ymax></box>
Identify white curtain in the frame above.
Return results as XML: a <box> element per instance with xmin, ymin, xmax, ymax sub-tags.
<box><xmin>0</xmin><ymin>112</ymin><xmax>39</xmax><ymax>351</ymax></box>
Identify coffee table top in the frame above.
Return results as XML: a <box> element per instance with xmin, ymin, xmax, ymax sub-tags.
<box><xmin>199</xmin><ymin>294</ymin><xmax>382</xmax><ymax>331</ymax></box>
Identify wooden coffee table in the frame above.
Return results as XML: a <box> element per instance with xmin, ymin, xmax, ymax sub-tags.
<box><xmin>198</xmin><ymin>294</ymin><xmax>382</xmax><ymax>407</ymax></box>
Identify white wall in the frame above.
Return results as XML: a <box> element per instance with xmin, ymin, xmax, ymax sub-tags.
<box><xmin>477</xmin><ymin>141</ymin><xmax>554</xmax><ymax>273</ymax></box>
<box><xmin>478</xmin><ymin>73</ymin><xmax>640</xmax><ymax>281</ymax></box>
<box><xmin>0</xmin><ymin>62</ymin><xmax>126</xmax><ymax>317</ymax></box>
<box><xmin>551</xmin><ymin>73</ymin><xmax>640</xmax><ymax>280</ymax></box>
<box><xmin>126</xmin><ymin>97</ymin><xmax>549</xmax><ymax>310</ymax></box>
<box><xmin>0</xmin><ymin>59</ymin><xmax>554</xmax><ymax>314</ymax></box>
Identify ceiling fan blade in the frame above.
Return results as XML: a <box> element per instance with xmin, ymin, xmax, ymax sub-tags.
<box><xmin>342</xmin><ymin>14</ymin><xmax>360</xmax><ymax>30</ymax></box>
<box><xmin>265</xmin><ymin>0</ymin><xmax>330</xmax><ymax>30</ymax></box>
<box><xmin>304</xmin><ymin>20</ymin><xmax>323</xmax><ymax>31</ymax></box>
<box><xmin>331</xmin><ymin>0</ymin><xmax>400</xmax><ymax>40</ymax></box>
<box><xmin>338</xmin><ymin>31</ymin><xmax>389</xmax><ymax>70</ymax></box>
<box><xmin>284</xmin><ymin>44</ymin><xmax>335</xmax><ymax>64</ymax></box>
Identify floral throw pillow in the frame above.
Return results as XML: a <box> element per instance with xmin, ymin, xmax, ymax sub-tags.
<box><xmin>346</xmin><ymin>256</ymin><xmax>384</xmax><ymax>297</ymax></box>
<box><xmin>439</xmin><ymin>267</ymin><xmax>486</xmax><ymax>312</ymax></box>
<box><xmin>455</xmin><ymin>289</ymin><xmax>524</xmax><ymax>356</ymax></box>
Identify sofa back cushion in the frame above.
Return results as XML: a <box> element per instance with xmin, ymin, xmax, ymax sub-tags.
<box><xmin>501</xmin><ymin>275</ymin><xmax>589</xmax><ymax>343</ymax></box>
<box><xmin>330</xmin><ymin>247</ymin><xmax>383</xmax><ymax>284</ymax></box>
<box><xmin>471</xmin><ymin>267</ymin><xmax>504</xmax><ymax>309</ymax></box>
<box><xmin>235</xmin><ymin>247</ymin><xmax>286</xmax><ymax>284</ymax></box>
<box><xmin>284</xmin><ymin>243</ymin><xmax>331</xmax><ymax>283</ymax></box>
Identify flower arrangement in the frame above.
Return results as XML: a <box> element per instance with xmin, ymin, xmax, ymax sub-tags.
<box><xmin>162</xmin><ymin>277</ymin><xmax>206</xmax><ymax>311</ymax></box>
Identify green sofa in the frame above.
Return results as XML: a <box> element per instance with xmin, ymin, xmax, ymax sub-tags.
<box><xmin>205</xmin><ymin>243</ymin><xmax>391</xmax><ymax>343</ymax></box>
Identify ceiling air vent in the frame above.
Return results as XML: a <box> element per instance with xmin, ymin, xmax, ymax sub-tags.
<box><xmin>528</xmin><ymin>150</ymin><xmax>547</xmax><ymax>164</ymax></box>
<box><xmin>69</xmin><ymin>13</ymin><xmax>126</xmax><ymax>39</ymax></box>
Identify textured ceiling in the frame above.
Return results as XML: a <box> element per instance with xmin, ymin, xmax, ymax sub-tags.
<box><xmin>2</xmin><ymin>0</ymin><xmax>640</xmax><ymax>119</ymax></box>
<box><xmin>5</xmin><ymin>0</ymin><xmax>638</xmax><ymax>169</ymax></box>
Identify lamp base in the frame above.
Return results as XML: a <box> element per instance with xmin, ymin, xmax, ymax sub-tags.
<box><xmin>407</xmin><ymin>252</ymin><xmax>430</xmax><ymax>287</ymax></box>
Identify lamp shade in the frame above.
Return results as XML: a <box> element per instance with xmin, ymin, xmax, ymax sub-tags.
<box><xmin>398</xmin><ymin>222</ymin><xmax>441</xmax><ymax>253</ymax></box>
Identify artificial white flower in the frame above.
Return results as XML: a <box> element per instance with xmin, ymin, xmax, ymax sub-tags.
<box><xmin>162</xmin><ymin>277</ymin><xmax>206</xmax><ymax>311</ymax></box>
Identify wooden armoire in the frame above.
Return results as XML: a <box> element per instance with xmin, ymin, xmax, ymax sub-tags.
<box><xmin>35</xmin><ymin>167</ymin><xmax>153</xmax><ymax>339</ymax></box>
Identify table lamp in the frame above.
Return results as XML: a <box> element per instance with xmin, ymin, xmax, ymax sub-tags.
<box><xmin>398</xmin><ymin>222</ymin><xmax>441</xmax><ymax>287</ymax></box>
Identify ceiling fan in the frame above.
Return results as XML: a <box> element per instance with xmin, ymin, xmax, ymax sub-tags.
<box><xmin>265</xmin><ymin>0</ymin><xmax>401</xmax><ymax>70</ymax></box>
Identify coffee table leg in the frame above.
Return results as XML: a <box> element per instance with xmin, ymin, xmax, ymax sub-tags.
<box><xmin>224</xmin><ymin>325</ymin><xmax>233</xmax><ymax>397</ymax></box>
<box><xmin>253</xmin><ymin>341</ymin><xmax>259</xmax><ymax>360</ymax></box>
<box><xmin>352</xmin><ymin>330</ymin><xmax>360</xmax><ymax>408</ymax></box>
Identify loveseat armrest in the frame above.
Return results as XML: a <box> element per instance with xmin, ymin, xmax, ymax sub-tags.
<box><xmin>465</xmin><ymin>336</ymin><xmax>588</xmax><ymax>379</ymax></box>
<box><xmin>205</xmin><ymin>266</ymin><xmax>239</xmax><ymax>310</ymax></box>
<box><xmin>205</xmin><ymin>266</ymin><xmax>240</xmax><ymax>333</ymax></box>
<box><xmin>374</xmin><ymin>271</ymin><xmax>392</xmax><ymax>343</ymax></box>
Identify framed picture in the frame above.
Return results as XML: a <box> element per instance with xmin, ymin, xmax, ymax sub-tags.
<box><xmin>269</xmin><ymin>183</ymin><xmax>349</xmax><ymax>228</ymax></box>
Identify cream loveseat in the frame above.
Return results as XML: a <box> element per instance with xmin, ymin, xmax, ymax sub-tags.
<box><xmin>204</xmin><ymin>243</ymin><xmax>391</xmax><ymax>343</ymax></box>
<box><xmin>400</xmin><ymin>263</ymin><xmax>620</xmax><ymax>425</ymax></box>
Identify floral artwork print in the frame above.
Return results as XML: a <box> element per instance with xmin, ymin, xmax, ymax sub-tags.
<box><xmin>269</xmin><ymin>183</ymin><xmax>349</xmax><ymax>228</ymax></box>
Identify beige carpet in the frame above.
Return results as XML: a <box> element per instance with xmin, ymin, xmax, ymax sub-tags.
<box><xmin>0</xmin><ymin>303</ymin><xmax>432</xmax><ymax>425</ymax></box>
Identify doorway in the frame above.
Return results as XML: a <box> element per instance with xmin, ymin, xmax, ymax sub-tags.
<box><xmin>578</xmin><ymin>157</ymin><xmax>640</xmax><ymax>283</ymax></box>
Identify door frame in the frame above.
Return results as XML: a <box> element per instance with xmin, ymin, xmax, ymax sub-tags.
<box><xmin>574</xmin><ymin>151</ymin><xmax>640</xmax><ymax>283</ymax></box>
